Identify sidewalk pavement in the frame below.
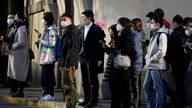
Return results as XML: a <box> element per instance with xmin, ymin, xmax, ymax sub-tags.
<box><xmin>0</xmin><ymin>87</ymin><xmax>112</xmax><ymax>108</ymax></box>
<box><xmin>1</xmin><ymin>87</ymin><xmax>192</xmax><ymax>108</ymax></box>
<box><xmin>0</xmin><ymin>87</ymin><xmax>149</xmax><ymax>108</ymax></box>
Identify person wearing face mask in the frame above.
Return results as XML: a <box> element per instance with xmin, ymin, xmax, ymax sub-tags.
<box><xmin>78</xmin><ymin>10</ymin><xmax>105</xmax><ymax>108</ymax></box>
<box><xmin>36</xmin><ymin>12</ymin><xmax>57</xmax><ymax>101</ymax></box>
<box><xmin>166</xmin><ymin>15</ymin><xmax>191</xmax><ymax>108</ymax></box>
<box><xmin>154</xmin><ymin>8</ymin><xmax>171</xmax><ymax>30</ymax></box>
<box><xmin>184</xmin><ymin>17</ymin><xmax>192</xmax><ymax>37</ymax></box>
<box><xmin>6</xmin><ymin>12</ymin><xmax>29</xmax><ymax>97</ymax></box>
<box><xmin>131</xmin><ymin>18</ymin><xmax>144</xmax><ymax>108</ymax></box>
<box><xmin>58</xmin><ymin>13</ymin><xmax>79</xmax><ymax>108</ymax></box>
<box><xmin>145</xmin><ymin>12</ymin><xmax>156</xmax><ymax>47</ymax></box>
<box><xmin>107</xmin><ymin>17</ymin><xmax>135</xmax><ymax>108</ymax></box>
<box><xmin>143</xmin><ymin>14</ymin><xmax>168</xmax><ymax>108</ymax></box>
<box><xmin>154</xmin><ymin>8</ymin><xmax>172</xmax><ymax>37</ymax></box>
<box><xmin>0</xmin><ymin>12</ymin><xmax>16</xmax><ymax>89</ymax></box>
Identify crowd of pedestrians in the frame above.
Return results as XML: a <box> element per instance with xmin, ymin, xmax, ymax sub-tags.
<box><xmin>0</xmin><ymin>8</ymin><xmax>192</xmax><ymax>108</ymax></box>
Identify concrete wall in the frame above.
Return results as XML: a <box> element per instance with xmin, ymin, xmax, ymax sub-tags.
<box><xmin>91</xmin><ymin>0</ymin><xmax>192</xmax><ymax>40</ymax></box>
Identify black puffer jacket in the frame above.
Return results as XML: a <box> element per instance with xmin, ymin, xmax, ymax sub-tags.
<box><xmin>104</xmin><ymin>29</ymin><xmax>135</xmax><ymax>81</ymax></box>
<box><xmin>167</xmin><ymin>26</ymin><xmax>191</xmax><ymax>73</ymax></box>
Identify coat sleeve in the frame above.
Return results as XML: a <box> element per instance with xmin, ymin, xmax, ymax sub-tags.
<box><xmin>150</xmin><ymin>33</ymin><xmax>167</xmax><ymax>62</ymax></box>
<box><xmin>133</xmin><ymin>37</ymin><xmax>141</xmax><ymax>60</ymax></box>
<box><xmin>96</xmin><ymin>29</ymin><xmax>106</xmax><ymax>61</ymax></box>
<box><xmin>123</xmin><ymin>31</ymin><xmax>136</xmax><ymax>60</ymax></box>
<box><xmin>12</xmin><ymin>29</ymin><xmax>26</xmax><ymax>50</ymax></box>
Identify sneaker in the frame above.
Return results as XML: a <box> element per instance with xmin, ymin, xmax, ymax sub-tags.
<box><xmin>46</xmin><ymin>94</ymin><xmax>54</xmax><ymax>101</ymax></box>
<box><xmin>40</xmin><ymin>96</ymin><xmax>46</xmax><ymax>101</ymax></box>
<box><xmin>40</xmin><ymin>94</ymin><xmax>54</xmax><ymax>101</ymax></box>
<box><xmin>5</xmin><ymin>89</ymin><xmax>17</xmax><ymax>96</ymax></box>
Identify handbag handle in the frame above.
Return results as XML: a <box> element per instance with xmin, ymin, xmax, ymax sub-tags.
<box><xmin>117</xmin><ymin>50</ymin><xmax>122</xmax><ymax>55</ymax></box>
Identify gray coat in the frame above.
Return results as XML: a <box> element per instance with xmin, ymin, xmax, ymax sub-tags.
<box><xmin>7</xmin><ymin>25</ymin><xmax>29</xmax><ymax>81</ymax></box>
<box><xmin>1</xmin><ymin>27</ymin><xmax>15</xmax><ymax>56</ymax></box>
<box><xmin>145</xmin><ymin>27</ymin><xmax>167</xmax><ymax>70</ymax></box>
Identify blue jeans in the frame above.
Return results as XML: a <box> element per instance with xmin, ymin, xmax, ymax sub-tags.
<box><xmin>143</xmin><ymin>69</ymin><xmax>165</xmax><ymax>108</ymax></box>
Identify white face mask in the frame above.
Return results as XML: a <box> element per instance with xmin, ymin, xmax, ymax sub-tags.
<box><xmin>41</xmin><ymin>19</ymin><xmax>47</xmax><ymax>25</ymax></box>
<box><xmin>61</xmin><ymin>21</ymin><xmax>68</xmax><ymax>28</ymax></box>
<box><xmin>81</xmin><ymin>19</ymin><xmax>87</xmax><ymax>26</ymax></box>
<box><xmin>116</xmin><ymin>24</ymin><xmax>123</xmax><ymax>31</ymax></box>
<box><xmin>146</xmin><ymin>23</ymin><xmax>151</xmax><ymax>29</ymax></box>
<box><xmin>150</xmin><ymin>24</ymin><xmax>156</xmax><ymax>30</ymax></box>
<box><xmin>7</xmin><ymin>19</ymin><xmax>15</xmax><ymax>26</ymax></box>
<box><xmin>185</xmin><ymin>30</ymin><xmax>192</xmax><ymax>36</ymax></box>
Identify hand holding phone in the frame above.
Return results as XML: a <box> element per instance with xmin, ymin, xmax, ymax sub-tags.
<box><xmin>34</xmin><ymin>29</ymin><xmax>41</xmax><ymax>38</ymax></box>
<box><xmin>99</xmin><ymin>40</ymin><xmax>108</xmax><ymax>49</ymax></box>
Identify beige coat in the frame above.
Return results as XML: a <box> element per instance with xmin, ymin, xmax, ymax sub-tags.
<box><xmin>7</xmin><ymin>25</ymin><xmax>29</xmax><ymax>81</ymax></box>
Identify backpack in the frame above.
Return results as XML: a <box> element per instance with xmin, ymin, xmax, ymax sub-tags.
<box><xmin>54</xmin><ymin>35</ymin><xmax>62</xmax><ymax>60</ymax></box>
<box><xmin>156</xmin><ymin>32</ymin><xmax>168</xmax><ymax>46</ymax></box>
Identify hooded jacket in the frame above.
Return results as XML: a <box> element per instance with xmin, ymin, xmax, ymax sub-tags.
<box><xmin>145</xmin><ymin>27</ymin><xmax>167</xmax><ymax>70</ymax></box>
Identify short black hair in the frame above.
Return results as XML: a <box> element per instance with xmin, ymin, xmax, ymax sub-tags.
<box><xmin>16</xmin><ymin>12</ymin><xmax>28</xmax><ymax>27</ymax></box>
<box><xmin>82</xmin><ymin>10</ymin><xmax>94</xmax><ymax>22</ymax></box>
<box><xmin>146</xmin><ymin>12</ymin><xmax>155</xmax><ymax>19</ymax></box>
<box><xmin>43</xmin><ymin>12</ymin><xmax>54</xmax><ymax>25</ymax></box>
<box><xmin>8</xmin><ymin>11</ymin><xmax>15</xmax><ymax>15</ymax></box>
<box><xmin>173</xmin><ymin>15</ymin><xmax>183</xmax><ymax>25</ymax></box>
<box><xmin>183</xmin><ymin>17</ymin><xmax>192</xmax><ymax>26</ymax></box>
<box><xmin>132</xmin><ymin>18</ymin><xmax>142</xmax><ymax>26</ymax></box>
<box><xmin>154</xmin><ymin>8</ymin><xmax>164</xmax><ymax>18</ymax></box>
<box><xmin>61</xmin><ymin>13</ymin><xmax>73</xmax><ymax>20</ymax></box>
<box><xmin>118</xmin><ymin>17</ymin><xmax>131</xmax><ymax>27</ymax></box>
<box><xmin>151</xmin><ymin>14</ymin><xmax>163</xmax><ymax>27</ymax></box>
<box><xmin>16</xmin><ymin>11</ymin><xmax>26</xmax><ymax>21</ymax></box>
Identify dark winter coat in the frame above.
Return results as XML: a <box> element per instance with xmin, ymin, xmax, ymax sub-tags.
<box><xmin>60</xmin><ymin>25</ymin><xmax>80</xmax><ymax>68</ymax></box>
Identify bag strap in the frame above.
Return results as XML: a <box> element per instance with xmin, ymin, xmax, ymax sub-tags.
<box><xmin>157</xmin><ymin>32</ymin><xmax>168</xmax><ymax>46</ymax></box>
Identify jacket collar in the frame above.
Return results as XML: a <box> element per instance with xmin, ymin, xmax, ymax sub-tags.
<box><xmin>83</xmin><ymin>23</ymin><xmax>95</xmax><ymax>42</ymax></box>
<box><xmin>156</xmin><ymin>26</ymin><xmax>168</xmax><ymax>34</ymax></box>
<box><xmin>63</xmin><ymin>25</ymin><xmax>74</xmax><ymax>36</ymax></box>
<box><xmin>47</xmin><ymin>25</ymin><xmax>56</xmax><ymax>30</ymax></box>
<box><xmin>85</xmin><ymin>22</ymin><xmax>93</xmax><ymax>29</ymax></box>
<box><xmin>174</xmin><ymin>26</ymin><xmax>185</xmax><ymax>34</ymax></box>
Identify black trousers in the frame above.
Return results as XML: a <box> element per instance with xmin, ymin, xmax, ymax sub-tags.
<box><xmin>172</xmin><ymin>67</ymin><xmax>187</xmax><ymax>104</ymax></box>
<box><xmin>0</xmin><ymin>55</ymin><xmax>8</xmax><ymax>84</ymax></box>
<box><xmin>41</xmin><ymin>64</ymin><xmax>55</xmax><ymax>97</ymax></box>
<box><xmin>6</xmin><ymin>77</ymin><xmax>25</xmax><ymax>93</ymax></box>
<box><xmin>109</xmin><ymin>77</ymin><xmax>132</xmax><ymax>108</ymax></box>
<box><xmin>80</xmin><ymin>60</ymin><xmax>99</xmax><ymax>103</ymax></box>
